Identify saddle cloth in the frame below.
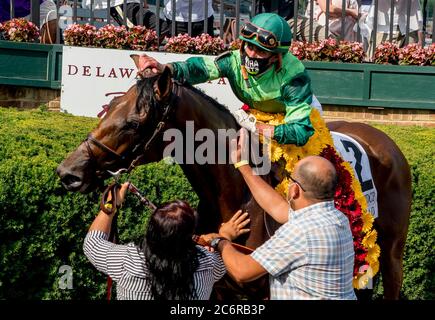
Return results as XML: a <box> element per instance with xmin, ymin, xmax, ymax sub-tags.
<box><xmin>331</xmin><ymin>131</ymin><xmax>378</xmax><ymax>218</ymax></box>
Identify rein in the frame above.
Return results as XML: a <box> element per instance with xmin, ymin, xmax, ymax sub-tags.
<box><xmin>100</xmin><ymin>180</ymin><xmax>157</xmax><ymax>301</ymax></box>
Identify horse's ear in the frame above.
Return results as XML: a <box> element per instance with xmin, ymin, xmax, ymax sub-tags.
<box><xmin>130</xmin><ymin>54</ymin><xmax>141</xmax><ymax>69</ymax></box>
<box><xmin>154</xmin><ymin>66</ymin><xmax>173</xmax><ymax>102</ymax></box>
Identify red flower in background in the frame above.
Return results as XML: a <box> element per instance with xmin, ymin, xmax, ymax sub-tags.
<box><xmin>0</xmin><ymin>18</ymin><xmax>39</xmax><ymax>42</ymax></box>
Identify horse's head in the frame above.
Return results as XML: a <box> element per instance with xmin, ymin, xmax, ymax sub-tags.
<box><xmin>57</xmin><ymin>58</ymin><xmax>174</xmax><ymax>193</ymax></box>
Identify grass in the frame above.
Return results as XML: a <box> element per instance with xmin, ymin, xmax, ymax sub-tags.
<box><xmin>372</xmin><ymin>124</ymin><xmax>435</xmax><ymax>166</ymax></box>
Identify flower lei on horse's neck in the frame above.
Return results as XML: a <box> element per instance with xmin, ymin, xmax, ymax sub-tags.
<box><xmin>248</xmin><ymin>108</ymin><xmax>380</xmax><ymax>289</ymax></box>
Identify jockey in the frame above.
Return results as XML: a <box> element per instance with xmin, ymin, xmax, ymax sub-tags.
<box><xmin>138</xmin><ymin>13</ymin><xmax>319</xmax><ymax>146</ymax></box>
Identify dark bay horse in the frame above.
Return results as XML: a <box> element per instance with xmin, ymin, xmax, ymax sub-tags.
<box><xmin>57</xmin><ymin>65</ymin><xmax>411</xmax><ymax>299</ymax></box>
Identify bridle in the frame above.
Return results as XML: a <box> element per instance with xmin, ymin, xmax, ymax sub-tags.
<box><xmin>84</xmin><ymin>88</ymin><xmax>176</xmax><ymax>177</ymax></box>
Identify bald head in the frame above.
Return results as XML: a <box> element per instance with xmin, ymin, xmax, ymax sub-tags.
<box><xmin>293</xmin><ymin>156</ymin><xmax>337</xmax><ymax>201</ymax></box>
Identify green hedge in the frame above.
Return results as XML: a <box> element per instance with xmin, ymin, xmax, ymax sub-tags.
<box><xmin>0</xmin><ymin>108</ymin><xmax>433</xmax><ymax>299</ymax></box>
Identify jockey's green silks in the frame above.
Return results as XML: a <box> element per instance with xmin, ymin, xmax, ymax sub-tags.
<box><xmin>170</xmin><ymin>50</ymin><xmax>315</xmax><ymax>146</ymax></box>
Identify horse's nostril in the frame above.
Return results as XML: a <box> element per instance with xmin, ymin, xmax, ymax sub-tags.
<box><xmin>62</xmin><ymin>174</ymin><xmax>81</xmax><ymax>185</ymax></box>
<box><xmin>59</xmin><ymin>173</ymin><xmax>83</xmax><ymax>191</ymax></box>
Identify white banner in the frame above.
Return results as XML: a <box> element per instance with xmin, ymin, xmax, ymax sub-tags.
<box><xmin>60</xmin><ymin>46</ymin><xmax>243</xmax><ymax>117</ymax></box>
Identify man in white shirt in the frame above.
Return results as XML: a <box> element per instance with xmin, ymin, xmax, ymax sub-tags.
<box><xmin>163</xmin><ymin>0</ymin><xmax>214</xmax><ymax>36</ymax></box>
<box><xmin>289</xmin><ymin>0</ymin><xmax>359</xmax><ymax>42</ymax></box>
<box><xmin>82</xmin><ymin>0</ymin><xmax>159</xmax><ymax>30</ymax></box>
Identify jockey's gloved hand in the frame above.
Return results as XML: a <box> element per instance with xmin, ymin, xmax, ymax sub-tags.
<box><xmin>232</xmin><ymin>109</ymin><xmax>257</xmax><ymax>133</ymax></box>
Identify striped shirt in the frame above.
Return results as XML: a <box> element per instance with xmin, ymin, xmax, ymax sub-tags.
<box><xmin>251</xmin><ymin>201</ymin><xmax>357</xmax><ymax>300</ymax></box>
<box><xmin>83</xmin><ymin>230</ymin><xmax>227</xmax><ymax>300</ymax></box>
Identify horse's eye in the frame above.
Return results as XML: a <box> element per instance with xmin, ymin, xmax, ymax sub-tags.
<box><xmin>125</xmin><ymin>121</ymin><xmax>140</xmax><ymax>130</ymax></box>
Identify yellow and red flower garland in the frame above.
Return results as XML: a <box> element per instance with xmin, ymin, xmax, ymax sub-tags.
<box><xmin>247</xmin><ymin>108</ymin><xmax>380</xmax><ymax>289</ymax></box>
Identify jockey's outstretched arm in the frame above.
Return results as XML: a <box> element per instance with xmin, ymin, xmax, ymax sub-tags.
<box><xmin>135</xmin><ymin>53</ymin><xmax>317</xmax><ymax>147</ymax></box>
<box><xmin>170</xmin><ymin>54</ymin><xmax>317</xmax><ymax>147</ymax></box>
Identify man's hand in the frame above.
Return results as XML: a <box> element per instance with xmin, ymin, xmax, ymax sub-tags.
<box><xmin>200</xmin><ymin>210</ymin><xmax>250</xmax><ymax>248</ymax></box>
<box><xmin>137</xmin><ymin>54</ymin><xmax>166</xmax><ymax>76</ymax></box>
<box><xmin>231</xmin><ymin>128</ymin><xmax>249</xmax><ymax>165</ymax></box>
<box><xmin>255</xmin><ymin>123</ymin><xmax>274</xmax><ymax>138</ymax></box>
<box><xmin>218</xmin><ymin>210</ymin><xmax>250</xmax><ymax>241</ymax></box>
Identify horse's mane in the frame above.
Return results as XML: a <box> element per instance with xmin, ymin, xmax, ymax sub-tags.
<box><xmin>179</xmin><ymin>82</ymin><xmax>236</xmax><ymax>117</ymax></box>
<box><xmin>135</xmin><ymin>76</ymin><xmax>239</xmax><ymax>127</ymax></box>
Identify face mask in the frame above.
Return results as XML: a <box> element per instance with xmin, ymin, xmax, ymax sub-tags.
<box><xmin>242</xmin><ymin>53</ymin><xmax>271</xmax><ymax>76</ymax></box>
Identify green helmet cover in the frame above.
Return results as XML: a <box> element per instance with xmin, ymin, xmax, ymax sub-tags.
<box><xmin>239</xmin><ymin>13</ymin><xmax>292</xmax><ymax>53</ymax></box>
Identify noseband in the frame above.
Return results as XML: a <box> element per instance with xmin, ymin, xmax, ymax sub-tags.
<box><xmin>84</xmin><ymin>87</ymin><xmax>176</xmax><ymax>176</ymax></box>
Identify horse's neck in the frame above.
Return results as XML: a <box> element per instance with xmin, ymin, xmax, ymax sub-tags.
<box><xmin>171</xmin><ymin>85</ymin><xmax>247</xmax><ymax>223</ymax></box>
<box><xmin>169</xmin><ymin>86</ymin><xmax>277</xmax><ymax>246</ymax></box>
<box><xmin>173</xmin><ymin>84</ymin><xmax>237</xmax><ymax>130</ymax></box>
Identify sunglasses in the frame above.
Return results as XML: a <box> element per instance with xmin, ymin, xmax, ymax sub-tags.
<box><xmin>241</xmin><ymin>22</ymin><xmax>290</xmax><ymax>49</ymax></box>
<box><xmin>288</xmin><ymin>174</ymin><xmax>306</xmax><ymax>192</ymax></box>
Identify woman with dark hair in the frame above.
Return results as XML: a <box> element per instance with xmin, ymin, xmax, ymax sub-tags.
<box><xmin>84</xmin><ymin>182</ymin><xmax>250</xmax><ymax>300</ymax></box>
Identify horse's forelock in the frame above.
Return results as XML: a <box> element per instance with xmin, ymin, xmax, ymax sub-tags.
<box><xmin>135</xmin><ymin>77</ymin><xmax>157</xmax><ymax>113</ymax></box>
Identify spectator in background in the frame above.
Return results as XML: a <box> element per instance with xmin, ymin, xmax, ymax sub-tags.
<box><xmin>256</xmin><ymin>0</ymin><xmax>295</xmax><ymax>21</ymax></box>
<box><xmin>304</xmin><ymin>0</ymin><xmax>359</xmax><ymax>42</ymax></box>
<box><xmin>163</xmin><ymin>0</ymin><xmax>214</xmax><ymax>37</ymax></box>
<box><xmin>357</xmin><ymin>0</ymin><xmax>373</xmax><ymax>51</ymax></box>
<box><xmin>39</xmin><ymin>0</ymin><xmax>58</xmax><ymax>43</ymax></box>
<box><xmin>0</xmin><ymin>0</ymin><xmax>58</xmax><ymax>44</ymax></box>
<box><xmin>360</xmin><ymin>0</ymin><xmax>372</xmax><ymax>14</ymax></box>
<box><xmin>82</xmin><ymin>0</ymin><xmax>159</xmax><ymax>30</ymax></box>
<box><xmin>0</xmin><ymin>0</ymin><xmax>40</xmax><ymax>22</ymax></box>
<box><xmin>288</xmin><ymin>0</ymin><xmax>358</xmax><ymax>41</ymax></box>
<box><xmin>365</xmin><ymin>0</ymin><xmax>424</xmax><ymax>56</ymax></box>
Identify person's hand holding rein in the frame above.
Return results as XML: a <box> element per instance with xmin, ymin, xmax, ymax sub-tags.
<box><xmin>106</xmin><ymin>182</ymin><xmax>130</xmax><ymax>212</ymax></box>
<box><xmin>89</xmin><ymin>182</ymin><xmax>130</xmax><ymax>233</ymax></box>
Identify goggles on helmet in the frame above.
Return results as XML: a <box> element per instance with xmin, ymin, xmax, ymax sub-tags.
<box><xmin>240</xmin><ymin>22</ymin><xmax>290</xmax><ymax>49</ymax></box>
